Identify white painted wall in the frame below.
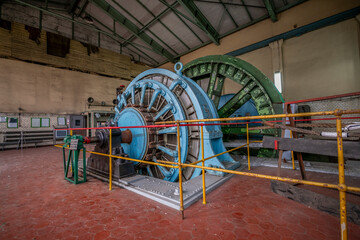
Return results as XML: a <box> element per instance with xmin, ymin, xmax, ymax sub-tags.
<box><xmin>0</xmin><ymin>58</ymin><xmax>129</xmax><ymax>114</ymax></box>
<box><xmin>283</xmin><ymin>18</ymin><xmax>360</xmax><ymax>101</ymax></box>
<box><xmin>224</xmin><ymin>18</ymin><xmax>360</xmax><ymax>102</ymax></box>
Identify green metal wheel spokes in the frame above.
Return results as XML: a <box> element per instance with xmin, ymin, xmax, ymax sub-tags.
<box><xmin>183</xmin><ymin>55</ymin><xmax>284</xmax><ymax>154</ymax></box>
<box><xmin>184</xmin><ymin>55</ymin><xmax>283</xmax><ymax>116</ymax></box>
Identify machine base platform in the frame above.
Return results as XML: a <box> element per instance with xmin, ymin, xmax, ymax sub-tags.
<box><xmin>82</xmin><ymin>162</ymin><xmax>243</xmax><ymax>210</ymax></box>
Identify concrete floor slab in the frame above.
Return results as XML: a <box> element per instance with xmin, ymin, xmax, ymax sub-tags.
<box><xmin>0</xmin><ymin>146</ymin><xmax>359</xmax><ymax>240</ymax></box>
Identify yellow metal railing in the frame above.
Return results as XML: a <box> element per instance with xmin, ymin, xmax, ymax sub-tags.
<box><xmin>156</xmin><ymin>108</ymin><xmax>360</xmax><ymax>240</ymax></box>
<box><xmin>57</xmin><ymin>108</ymin><xmax>360</xmax><ymax>240</ymax></box>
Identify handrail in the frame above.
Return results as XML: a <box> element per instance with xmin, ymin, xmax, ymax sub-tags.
<box><xmin>155</xmin><ymin>109</ymin><xmax>360</xmax><ymax>124</ymax></box>
<box><xmin>57</xmin><ymin>108</ymin><xmax>360</xmax><ymax>240</ymax></box>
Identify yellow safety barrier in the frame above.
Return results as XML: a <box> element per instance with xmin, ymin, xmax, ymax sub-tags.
<box><xmin>109</xmin><ymin>129</ymin><xmax>112</xmax><ymax>191</ymax></box>
<box><xmin>200</xmin><ymin>124</ymin><xmax>206</xmax><ymax>205</ymax></box>
<box><xmin>156</xmin><ymin>109</ymin><xmax>359</xmax><ymax>124</ymax></box>
<box><xmin>56</xmin><ymin>108</ymin><xmax>360</xmax><ymax>240</ymax></box>
<box><xmin>336</xmin><ymin>116</ymin><xmax>347</xmax><ymax>239</ymax></box>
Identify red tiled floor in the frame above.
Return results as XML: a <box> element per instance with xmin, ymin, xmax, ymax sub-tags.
<box><xmin>0</xmin><ymin>146</ymin><xmax>360</xmax><ymax>239</ymax></box>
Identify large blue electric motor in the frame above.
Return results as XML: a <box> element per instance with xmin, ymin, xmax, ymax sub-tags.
<box><xmin>113</xmin><ymin>63</ymin><xmax>240</xmax><ymax>182</ymax></box>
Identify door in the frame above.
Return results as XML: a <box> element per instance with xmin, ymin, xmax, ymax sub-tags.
<box><xmin>70</xmin><ymin>115</ymin><xmax>86</xmax><ymax>136</ymax></box>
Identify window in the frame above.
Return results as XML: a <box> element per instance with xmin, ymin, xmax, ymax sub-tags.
<box><xmin>31</xmin><ymin>117</ymin><xmax>50</xmax><ymax>128</ymax></box>
<box><xmin>7</xmin><ymin>117</ymin><xmax>18</xmax><ymax>128</ymax></box>
<box><xmin>274</xmin><ymin>71</ymin><xmax>282</xmax><ymax>93</ymax></box>
<box><xmin>57</xmin><ymin>117</ymin><xmax>66</xmax><ymax>126</ymax></box>
<box><xmin>41</xmin><ymin>118</ymin><xmax>50</xmax><ymax>127</ymax></box>
<box><xmin>31</xmin><ymin>118</ymin><xmax>41</xmax><ymax>128</ymax></box>
<box><xmin>75</xmin><ymin>120</ymin><xmax>81</xmax><ymax>126</ymax></box>
<box><xmin>0</xmin><ymin>116</ymin><xmax>7</xmax><ymax>123</ymax></box>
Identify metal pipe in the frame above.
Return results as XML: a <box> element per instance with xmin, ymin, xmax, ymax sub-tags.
<box><xmin>156</xmin><ymin>140</ymin><xmax>262</xmax><ymax>167</ymax></box>
<box><xmin>177</xmin><ymin>121</ymin><xmax>184</xmax><ymax>219</ymax></box>
<box><xmin>55</xmin><ymin>144</ymin><xmax>360</xmax><ymax>193</ymax></box>
<box><xmin>246</xmin><ymin>123</ymin><xmax>250</xmax><ymax>170</ymax></box>
<box><xmin>285</xmin><ymin>91</ymin><xmax>360</xmax><ymax>105</ymax></box>
<box><xmin>61</xmin><ymin>116</ymin><xmax>360</xmax><ymax>131</ymax></box>
<box><xmin>156</xmin><ymin>109</ymin><xmax>360</xmax><ymax>124</ymax></box>
<box><xmin>157</xmin><ymin>141</ymin><xmax>262</xmax><ymax>165</ymax></box>
<box><xmin>347</xmin><ymin>186</ymin><xmax>360</xmax><ymax>192</ymax></box>
<box><xmin>188</xmin><ymin>141</ymin><xmax>262</xmax><ymax>166</ymax></box>
<box><xmin>53</xmin><ymin>145</ymin><xmax>179</xmax><ymax>168</ymax></box>
<box><xmin>336</xmin><ymin>115</ymin><xmax>347</xmax><ymax>240</ymax></box>
<box><xmin>321</xmin><ymin>132</ymin><xmax>348</xmax><ymax>138</ymax></box>
<box><xmin>201</xmin><ymin>124</ymin><xmax>206</xmax><ymax>205</ymax></box>
<box><xmin>180</xmin><ymin>163</ymin><xmax>340</xmax><ymax>189</ymax></box>
<box><xmin>109</xmin><ymin>129</ymin><xmax>112</xmax><ymax>191</ymax></box>
<box><xmin>57</xmin><ymin>107</ymin><xmax>360</xmax><ymax>236</ymax></box>
<box><xmin>290</xmin><ymin>131</ymin><xmax>295</xmax><ymax>170</ymax></box>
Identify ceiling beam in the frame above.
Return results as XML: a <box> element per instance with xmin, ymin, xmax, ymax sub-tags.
<box><xmin>264</xmin><ymin>0</ymin><xmax>278</xmax><ymax>22</ymax></box>
<box><xmin>76</xmin><ymin>0</ymin><xmax>89</xmax><ymax>17</ymax></box>
<box><xmin>12</xmin><ymin>0</ymin><xmax>157</xmax><ymax>65</ymax></box>
<box><xmin>86</xmin><ymin>11</ymin><xmax>159</xmax><ymax>65</ymax></box>
<box><xmin>194</xmin><ymin>0</ymin><xmax>266</xmax><ymax>9</ymax></box>
<box><xmin>136</xmin><ymin>0</ymin><xmax>189</xmax><ymax>50</ymax></box>
<box><xmin>219</xmin><ymin>0</ymin><xmax>238</xmax><ymax>28</ymax></box>
<box><xmin>121</xmin><ymin>1</ymin><xmax>178</xmax><ymax>47</ymax></box>
<box><xmin>91</xmin><ymin>0</ymin><xmax>176</xmax><ymax>63</ymax></box>
<box><xmin>159</xmin><ymin>0</ymin><xmax>204</xmax><ymax>44</ymax></box>
<box><xmin>176</xmin><ymin>0</ymin><xmax>220</xmax><ymax>45</ymax></box>
<box><xmin>68</xmin><ymin>0</ymin><xmax>81</xmax><ymax>13</ymax></box>
<box><xmin>241</xmin><ymin>0</ymin><xmax>253</xmax><ymax>21</ymax></box>
<box><xmin>110</xmin><ymin>0</ymin><xmax>178</xmax><ymax>55</ymax></box>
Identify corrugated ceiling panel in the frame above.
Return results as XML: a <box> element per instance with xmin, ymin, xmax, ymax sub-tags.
<box><xmin>105</xmin><ymin>0</ymin><xmax>147</xmax><ymax>29</ymax></box>
<box><xmin>194</xmin><ymin>1</ymin><xmax>223</xmax><ymax>33</ymax></box>
<box><xmin>134</xmin><ymin>0</ymin><xmax>169</xmax><ymax>25</ymax></box>
<box><xmin>228</xmin><ymin>5</ymin><xmax>253</xmax><ymax>26</ymax></box>
<box><xmin>5</xmin><ymin>0</ymin><xmax>308</xmax><ymax>66</ymax></box>
<box><xmin>146</xmin><ymin>21</ymin><xmax>188</xmax><ymax>54</ymax></box>
<box><xmin>246</xmin><ymin>1</ymin><xmax>268</xmax><ymax>19</ymax></box>
<box><xmin>157</xmin><ymin>11</ymin><xmax>204</xmax><ymax>50</ymax></box>
<box><xmin>173</xmin><ymin>4</ymin><xmax>210</xmax><ymax>43</ymax></box>
<box><xmin>273</xmin><ymin>0</ymin><xmax>287</xmax><ymax>9</ymax></box>
<box><xmin>129</xmin><ymin>38</ymin><xmax>167</xmax><ymax>64</ymax></box>
<box><xmin>243</xmin><ymin>0</ymin><xmax>266</xmax><ymax>7</ymax></box>
<box><xmin>215</xmin><ymin>6</ymin><xmax>238</xmax><ymax>35</ymax></box>
<box><xmin>87</xmin><ymin>3</ymin><xmax>131</xmax><ymax>40</ymax></box>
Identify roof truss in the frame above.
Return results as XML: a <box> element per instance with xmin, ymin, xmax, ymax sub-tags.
<box><xmin>92</xmin><ymin>0</ymin><xmax>176</xmax><ymax>63</ymax></box>
<box><xmin>264</xmin><ymin>0</ymin><xmax>278</xmax><ymax>22</ymax></box>
<box><xmin>176</xmin><ymin>0</ymin><xmax>220</xmax><ymax>45</ymax></box>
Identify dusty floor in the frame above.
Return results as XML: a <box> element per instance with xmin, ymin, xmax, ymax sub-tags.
<box><xmin>0</xmin><ymin>146</ymin><xmax>359</xmax><ymax>240</ymax></box>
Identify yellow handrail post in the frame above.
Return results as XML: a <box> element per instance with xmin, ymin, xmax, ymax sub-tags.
<box><xmin>70</xmin><ymin>130</ymin><xmax>73</xmax><ymax>136</ymax></box>
<box><xmin>246</xmin><ymin>123</ymin><xmax>250</xmax><ymax>170</ymax></box>
<box><xmin>109</xmin><ymin>128</ymin><xmax>112</xmax><ymax>191</ymax></box>
<box><xmin>290</xmin><ymin>131</ymin><xmax>295</xmax><ymax>170</ymax></box>
<box><xmin>336</xmin><ymin>111</ymin><xmax>347</xmax><ymax>240</ymax></box>
<box><xmin>177</xmin><ymin>121</ymin><xmax>184</xmax><ymax>219</ymax></box>
<box><xmin>201</xmin><ymin>123</ymin><xmax>206</xmax><ymax>205</ymax></box>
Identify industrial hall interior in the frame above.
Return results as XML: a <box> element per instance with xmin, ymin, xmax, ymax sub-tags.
<box><xmin>0</xmin><ymin>0</ymin><xmax>360</xmax><ymax>239</ymax></box>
